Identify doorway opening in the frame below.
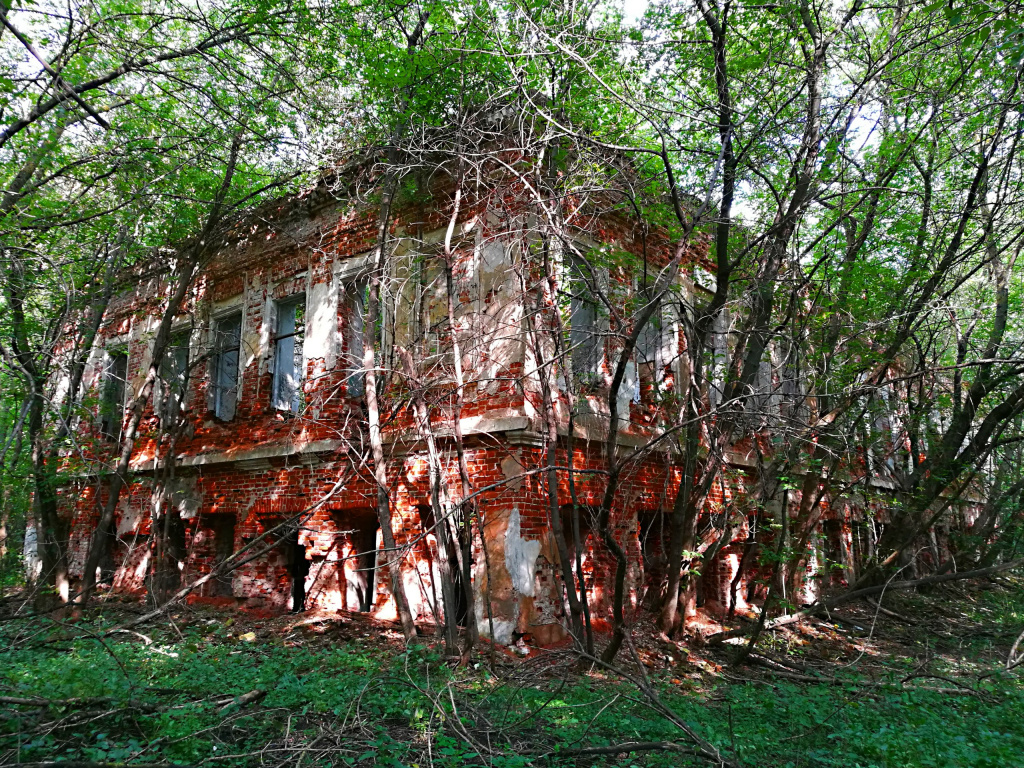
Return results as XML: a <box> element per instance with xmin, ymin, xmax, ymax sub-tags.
<box><xmin>417</xmin><ymin>505</ymin><xmax>468</xmax><ymax>626</ymax></box>
<box><xmin>208</xmin><ymin>515</ymin><xmax>236</xmax><ymax>597</ymax></box>
<box><xmin>338</xmin><ymin>509</ymin><xmax>379</xmax><ymax>613</ymax></box>
<box><xmin>284</xmin><ymin>529</ymin><xmax>309</xmax><ymax>612</ymax></box>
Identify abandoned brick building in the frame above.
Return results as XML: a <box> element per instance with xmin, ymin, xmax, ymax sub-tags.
<box><xmin>32</xmin><ymin>167</ymin><xmax>966</xmax><ymax>646</ymax></box>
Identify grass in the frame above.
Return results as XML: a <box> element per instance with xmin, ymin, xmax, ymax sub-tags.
<box><xmin>2</xmin><ymin>584</ymin><xmax>1024</xmax><ymax>767</ymax></box>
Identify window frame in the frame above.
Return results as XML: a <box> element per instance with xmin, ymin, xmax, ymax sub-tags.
<box><xmin>211</xmin><ymin>311</ymin><xmax>242</xmax><ymax>421</ymax></box>
<box><xmin>566</xmin><ymin>251</ymin><xmax>603</xmax><ymax>385</ymax></box>
<box><xmin>99</xmin><ymin>348</ymin><xmax>129</xmax><ymax>441</ymax></box>
<box><xmin>632</xmin><ymin>283</ymin><xmax>680</xmax><ymax>402</ymax></box>
<box><xmin>343</xmin><ymin>278</ymin><xmax>368</xmax><ymax>399</ymax></box>
<box><xmin>271</xmin><ymin>294</ymin><xmax>306</xmax><ymax>413</ymax></box>
<box><xmin>157</xmin><ymin>331</ymin><xmax>191</xmax><ymax>426</ymax></box>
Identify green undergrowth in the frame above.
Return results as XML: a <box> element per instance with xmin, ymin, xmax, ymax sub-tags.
<box><xmin>2</xmin><ymin>588</ymin><xmax>1024</xmax><ymax>767</ymax></box>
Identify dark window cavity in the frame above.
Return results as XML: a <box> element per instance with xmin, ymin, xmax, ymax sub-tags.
<box><xmin>209</xmin><ymin>515</ymin><xmax>236</xmax><ymax>598</ymax></box>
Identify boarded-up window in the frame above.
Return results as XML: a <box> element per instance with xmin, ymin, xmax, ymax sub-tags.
<box><xmin>272</xmin><ymin>297</ymin><xmax>305</xmax><ymax>412</ymax></box>
<box><xmin>212</xmin><ymin>313</ymin><xmax>241</xmax><ymax>421</ymax></box>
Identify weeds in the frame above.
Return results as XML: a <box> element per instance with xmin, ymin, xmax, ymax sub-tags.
<box><xmin>2</xmin><ymin>584</ymin><xmax>1024</xmax><ymax>766</ymax></box>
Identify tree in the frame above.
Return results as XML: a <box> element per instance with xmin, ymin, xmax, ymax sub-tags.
<box><xmin>0</xmin><ymin>0</ymin><xmax>345</xmax><ymax>602</ymax></box>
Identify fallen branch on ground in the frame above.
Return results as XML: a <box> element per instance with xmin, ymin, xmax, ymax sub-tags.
<box><xmin>865</xmin><ymin>597</ymin><xmax>917</xmax><ymax>624</ymax></box>
<box><xmin>541</xmin><ymin>740</ymin><xmax>699</xmax><ymax>757</ymax></box>
<box><xmin>0</xmin><ymin>694</ymin><xmax>158</xmax><ymax>712</ymax></box>
<box><xmin>708</xmin><ymin>558</ymin><xmax>1024</xmax><ymax>644</ymax></box>
<box><xmin>216</xmin><ymin>688</ymin><xmax>267</xmax><ymax>713</ymax></box>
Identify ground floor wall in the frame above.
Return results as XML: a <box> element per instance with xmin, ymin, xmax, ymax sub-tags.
<box><xmin>48</xmin><ymin>442</ymin><xmax>675</xmax><ymax>645</ymax></box>
<box><xmin>44</xmin><ymin>441</ymin><xmax>978</xmax><ymax>644</ymax></box>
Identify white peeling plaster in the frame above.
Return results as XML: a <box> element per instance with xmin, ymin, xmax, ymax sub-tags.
<box><xmin>304</xmin><ymin>276</ymin><xmax>338</xmax><ymax>369</ymax></box>
<box><xmin>257</xmin><ymin>283</ymin><xmax>273</xmax><ymax>376</ymax></box>
<box><xmin>617</xmin><ymin>360</ymin><xmax>637</xmax><ymax>420</ymax></box>
<box><xmin>504</xmin><ymin>507</ymin><xmax>541</xmax><ymax>598</ymax></box>
<box><xmin>479</xmin><ymin>238</ymin><xmax>506</xmax><ymax>284</ymax></box>
<box><xmin>481</xmin><ymin>617</ymin><xmax>517</xmax><ymax>646</ymax></box>
<box><xmin>116</xmin><ymin>499</ymin><xmax>143</xmax><ymax>535</ymax></box>
<box><xmin>402</xmin><ymin>566</ymin><xmax>425</xmax><ymax>621</ymax></box>
<box><xmin>169</xmin><ymin>477</ymin><xmax>201</xmax><ymax>520</ymax></box>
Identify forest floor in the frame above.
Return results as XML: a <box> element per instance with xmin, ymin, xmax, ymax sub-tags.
<box><xmin>2</xmin><ymin>578</ymin><xmax>1024</xmax><ymax>768</ymax></box>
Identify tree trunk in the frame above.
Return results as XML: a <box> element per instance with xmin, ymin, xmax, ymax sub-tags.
<box><xmin>363</xmin><ymin>175</ymin><xmax>417</xmax><ymax>642</ymax></box>
<box><xmin>441</xmin><ymin>181</ymin><xmax>479</xmax><ymax>653</ymax></box>
<box><xmin>523</xmin><ymin>265</ymin><xmax>587</xmax><ymax>647</ymax></box>
<box><xmin>398</xmin><ymin>346</ymin><xmax>460</xmax><ymax>652</ymax></box>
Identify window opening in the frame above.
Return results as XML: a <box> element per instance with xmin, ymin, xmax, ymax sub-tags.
<box><xmin>209</xmin><ymin>515</ymin><xmax>236</xmax><ymax>597</ymax></box>
<box><xmin>99</xmin><ymin>350</ymin><xmax>128</xmax><ymax>440</ymax></box>
<box><xmin>158</xmin><ymin>332</ymin><xmax>190</xmax><ymax>425</ymax></box>
<box><xmin>95</xmin><ymin>510</ymin><xmax>117</xmax><ymax>585</ymax></box>
<box><xmin>344</xmin><ymin>280</ymin><xmax>367</xmax><ymax>398</ymax></box>
<box><xmin>634</xmin><ymin>301</ymin><xmax>664</xmax><ymax>402</ymax></box>
<box><xmin>153</xmin><ymin>512</ymin><xmax>186</xmax><ymax>598</ymax></box>
<box><xmin>340</xmin><ymin>510</ymin><xmax>379</xmax><ymax>613</ymax></box>
<box><xmin>561</xmin><ymin>504</ymin><xmax>596</xmax><ymax>594</ymax></box>
<box><xmin>568</xmin><ymin>254</ymin><xmax>600</xmax><ymax>383</ymax></box>
<box><xmin>417</xmin><ymin>504</ymin><xmax>468</xmax><ymax>626</ymax></box>
<box><xmin>284</xmin><ymin>529</ymin><xmax>309</xmax><ymax>612</ymax></box>
<box><xmin>212</xmin><ymin>313</ymin><xmax>241</xmax><ymax>421</ymax></box>
<box><xmin>272</xmin><ymin>297</ymin><xmax>305</xmax><ymax>412</ymax></box>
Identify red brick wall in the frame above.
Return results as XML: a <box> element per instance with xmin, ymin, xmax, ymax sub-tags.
<box><xmin>63</xmin><ymin>179</ymin><xmax>905</xmax><ymax>643</ymax></box>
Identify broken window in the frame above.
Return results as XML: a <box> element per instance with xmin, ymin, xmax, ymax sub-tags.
<box><xmin>568</xmin><ymin>253</ymin><xmax>601</xmax><ymax>384</ymax></box>
<box><xmin>212</xmin><ymin>313</ymin><xmax>241</xmax><ymax>421</ymax></box>
<box><xmin>745</xmin><ymin>358</ymin><xmax>775</xmax><ymax>419</ymax></box>
<box><xmin>272</xmin><ymin>296</ymin><xmax>305</xmax><ymax>413</ymax></box>
<box><xmin>631</xmin><ymin>279</ymin><xmax>680</xmax><ymax>402</ymax></box>
<box><xmin>157</xmin><ymin>332</ymin><xmax>190</xmax><ymax>426</ymax></box>
<box><xmin>634</xmin><ymin>301</ymin><xmax>664</xmax><ymax>403</ymax></box>
<box><xmin>99</xmin><ymin>349</ymin><xmax>128</xmax><ymax>440</ymax></box>
<box><xmin>409</xmin><ymin>254</ymin><xmax>447</xmax><ymax>357</ymax></box>
<box><xmin>344</xmin><ymin>279</ymin><xmax>367</xmax><ymax>398</ymax></box>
